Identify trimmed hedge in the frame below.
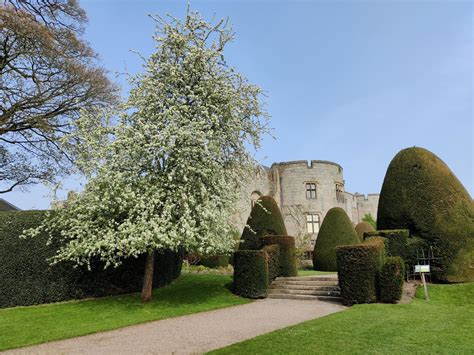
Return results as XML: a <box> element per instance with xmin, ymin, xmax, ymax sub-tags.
<box><xmin>336</xmin><ymin>239</ymin><xmax>385</xmax><ymax>306</ymax></box>
<box><xmin>0</xmin><ymin>210</ymin><xmax>183</xmax><ymax>308</ymax></box>
<box><xmin>240</xmin><ymin>196</ymin><xmax>287</xmax><ymax>250</ymax></box>
<box><xmin>233</xmin><ymin>250</ymin><xmax>268</xmax><ymax>298</ymax></box>
<box><xmin>261</xmin><ymin>235</ymin><xmax>297</xmax><ymax>277</ymax></box>
<box><xmin>313</xmin><ymin>207</ymin><xmax>360</xmax><ymax>271</ymax></box>
<box><xmin>377</xmin><ymin>147</ymin><xmax>474</xmax><ymax>282</ymax></box>
<box><xmin>262</xmin><ymin>244</ymin><xmax>280</xmax><ymax>282</ymax></box>
<box><xmin>355</xmin><ymin>222</ymin><xmax>375</xmax><ymax>242</ymax></box>
<box><xmin>364</xmin><ymin>229</ymin><xmax>409</xmax><ymax>258</ymax></box>
<box><xmin>200</xmin><ymin>255</ymin><xmax>230</xmax><ymax>268</ymax></box>
<box><xmin>380</xmin><ymin>257</ymin><xmax>405</xmax><ymax>303</ymax></box>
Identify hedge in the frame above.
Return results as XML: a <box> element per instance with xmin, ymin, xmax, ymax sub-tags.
<box><xmin>262</xmin><ymin>244</ymin><xmax>280</xmax><ymax>282</ymax></box>
<box><xmin>261</xmin><ymin>235</ymin><xmax>297</xmax><ymax>277</ymax></box>
<box><xmin>364</xmin><ymin>229</ymin><xmax>409</xmax><ymax>258</ymax></box>
<box><xmin>233</xmin><ymin>250</ymin><xmax>268</xmax><ymax>298</ymax></box>
<box><xmin>313</xmin><ymin>207</ymin><xmax>360</xmax><ymax>271</ymax></box>
<box><xmin>380</xmin><ymin>257</ymin><xmax>405</xmax><ymax>303</ymax></box>
<box><xmin>0</xmin><ymin>210</ymin><xmax>183</xmax><ymax>308</ymax></box>
<box><xmin>240</xmin><ymin>196</ymin><xmax>287</xmax><ymax>250</ymax></box>
<box><xmin>377</xmin><ymin>147</ymin><xmax>474</xmax><ymax>282</ymax></box>
<box><xmin>336</xmin><ymin>239</ymin><xmax>385</xmax><ymax>306</ymax></box>
<box><xmin>355</xmin><ymin>222</ymin><xmax>375</xmax><ymax>242</ymax></box>
<box><xmin>200</xmin><ymin>255</ymin><xmax>230</xmax><ymax>268</ymax></box>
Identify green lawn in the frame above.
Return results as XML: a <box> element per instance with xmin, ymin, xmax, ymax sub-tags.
<box><xmin>211</xmin><ymin>282</ymin><xmax>474</xmax><ymax>354</ymax></box>
<box><xmin>298</xmin><ymin>269</ymin><xmax>337</xmax><ymax>276</ymax></box>
<box><xmin>0</xmin><ymin>274</ymin><xmax>249</xmax><ymax>351</ymax></box>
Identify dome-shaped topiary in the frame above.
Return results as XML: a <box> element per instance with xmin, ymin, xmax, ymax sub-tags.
<box><xmin>355</xmin><ymin>222</ymin><xmax>375</xmax><ymax>242</ymax></box>
<box><xmin>377</xmin><ymin>147</ymin><xmax>474</xmax><ymax>282</ymax></box>
<box><xmin>313</xmin><ymin>207</ymin><xmax>360</xmax><ymax>271</ymax></box>
<box><xmin>239</xmin><ymin>196</ymin><xmax>287</xmax><ymax>250</ymax></box>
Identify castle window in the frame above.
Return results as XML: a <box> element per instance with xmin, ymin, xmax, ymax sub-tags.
<box><xmin>306</xmin><ymin>213</ymin><xmax>320</xmax><ymax>234</ymax></box>
<box><xmin>336</xmin><ymin>183</ymin><xmax>345</xmax><ymax>203</ymax></box>
<box><xmin>305</xmin><ymin>183</ymin><xmax>317</xmax><ymax>199</ymax></box>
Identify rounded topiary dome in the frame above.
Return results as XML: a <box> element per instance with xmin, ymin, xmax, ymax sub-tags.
<box><xmin>355</xmin><ymin>222</ymin><xmax>375</xmax><ymax>242</ymax></box>
<box><xmin>377</xmin><ymin>147</ymin><xmax>474</xmax><ymax>282</ymax></box>
<box><xmin>313</xmin><ymin>207</ymin><xmax>360</xmax><ymax>271</ymax></box>
<box><xmin>239</xmin><ymin>196</ymin><xmax>287</xmax><ymax>250</ymax></box>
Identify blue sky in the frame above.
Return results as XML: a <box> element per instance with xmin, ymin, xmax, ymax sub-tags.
<box><xmin>4</xmin><ymin>0</ymin><xmax>473</xmax><ymax>210</ymax></box>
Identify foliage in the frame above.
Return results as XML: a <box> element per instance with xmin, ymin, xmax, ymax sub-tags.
<box><xmin>233</xmin><ymin>250</ymin><xmax>269</xmax><ymax>298</ymax></box>
<box><xmin>261</xmin><ymin>235</ymin><xmax>297</xmax><ymax>277</ymax></box>
<box><xmin>362</xmin><ymin>213</ymin><xmax>377</xmax><ymax>229</ymax></box>
<box><xmin>0</xmin><ymin>0</ymin><xmax>117</xmax><ymax>193</ymax></box>
<box><xmin>377</xmin><ymin>147</ymin><xmax>474</xmax><ymax>282</ymax></box>
<box><xmin>0</xmin><ymin>274</ymin><xmax>250</xmax><ymax>351</ymax></box>
<box><xmin>0</xmin><ymin>210</ymin><xmax>182</xmax><ymax>308</ymax></box>
<box><xmin>240</xmin><ymin>196</ymin><xmax>287</xmax><ymax>250</ymax></box>
<box><xmin>380</xmin><ymin>257</ymin><xmax>405</xmax><ymax>303</ymax></box>
<box><xmin>262</xmin><ymin>244</ymin><xmax>281</xmax><ymax>282</ymax></box>
<box><xmin>200</xmin><ymin>255</ymin><xmax>231</xmax><ymax>268</ymax></box>
<box><xmin>336</xmin><ymin>239</ymin><xmax>385</xmax><ymax>306</ymax></box>
<box><xmin>181</xmin><ymin>264</ymin><xmax>233</xmax><ymax>275</ymax></box>
<box><xmin>364</xmin><ymin>229</ymin><xmax>409</xmax><ymax>258</ymax></box>
<box><xmin>355</xmin><ymin>222</ymin><xmax>375</xmax><ymax>242</ymax></box>
<box><xmin>211</xmin><ymin>283</ymin><xmax>474</xmax><ymax>354</ymax></box>
<box><xmin>23</xmin><ymin>9</ymin><xmax>269</xmax><ymax>275</ymax></box>
<box><xmin>313</xmin><ymin>207</ymin><xmax>360</xmax><ymax>271</ymax></box>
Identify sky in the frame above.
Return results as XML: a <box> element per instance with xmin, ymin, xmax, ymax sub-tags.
<box><xmin>3</xmin><ymin>0</ymin><xmax>473</xmax><ymax>210</ymax></box>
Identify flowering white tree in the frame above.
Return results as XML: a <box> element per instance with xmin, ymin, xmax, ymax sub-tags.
<box><xmin>26</xmin><ymin>8</ymin><xmax>269</xmax><ymax>302</ymax></box>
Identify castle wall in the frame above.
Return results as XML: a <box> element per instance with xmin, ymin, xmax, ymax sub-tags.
<box><xmin>233</xmin><ymin>160</ymin><xmax>380</xmax><ymax>253</ymax></box>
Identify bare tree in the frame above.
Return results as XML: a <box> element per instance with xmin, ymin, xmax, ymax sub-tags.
<box><xmin>0</xmin><ymin>0</ymin><xmax>118</xmax><ymax>193</ymax></box>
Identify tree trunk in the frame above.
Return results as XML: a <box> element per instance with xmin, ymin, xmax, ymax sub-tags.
<box><xmin>141</xmin><ymin>250</ymin><xmax>155</xmax><ymax>303</ymax></box>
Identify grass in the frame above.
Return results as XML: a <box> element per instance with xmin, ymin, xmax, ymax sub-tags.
<box><xmin>0</xmin><ymin>274</ymin><xmax>249</xmax><ymax>351</ymax></box>
<box><xmin>211</xmin><ymin>282</ymin><xmax>474</xmax><ymax>354</ymax></box>
<box><xmin>298</xmin><ymin>269</ymin><xmax>337</xmax><ymax>276</ymax></box>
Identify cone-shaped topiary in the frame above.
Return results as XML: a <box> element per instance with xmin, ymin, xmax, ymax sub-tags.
<box><xmin>313</xmin><ymin>207</ymin><xmax>360</xmax><ymax>271</ymax></box>
<box><xmin>240</xmin><ymin>196</ymin><xmax>287</xmax><ymax>250</ymax></box>
<box><xmin>355</xmin><ymin>222</ymin><xmax>375</xmax><ymax>242</ymax></box>
<box><xmin>377</xmin><ymin>147</ymin><xmax>474</xmax><ymax>282</ymax></box>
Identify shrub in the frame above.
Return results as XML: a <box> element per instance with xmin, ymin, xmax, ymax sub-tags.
<box><xmin>364</xmin><ymin>229</ymin><xmax>409</xmax><ymax>258</ymax></box>
<box><xmin>405</xmin><ymin>236</ymin><xmax>429</xmax><ymax>274</ymax></box>
<box><xmin>262</xmin><ymin>244</ymin><xmax>280</xmax><ymax>282</ymax></box>
<box><xmin>240</xmin><ymin>196</ymin><xmax>287</xmax><ymax>250</ymax></box>
<box><xmin>362</xmin><ymin>213</ymin><xmax>377</xmax><ymax>229</ymax></box>
<box><xmin>0</xmin><ymin>211</ymin><xmax>182</xmax><ymax>308</ymax></box>
<box><xmin>200</xmin><ymin>255</ymin><xmax>230</xmax><ymax>268</ymax></box>
<box><xmin>336</xmin><ymin>239</ymin><xmax>385</xmax><ymax>306</ymax></box>
<box><xmin>233</xmin><ymin>250</ymin><xmax>268</xmax><ymax>298</ymax></box>
<box><xmin>261</xmin><ymin>235</ymin><xmax>298</xmax><ymax>277</ymax></box>
<box><xmin>313</xmin><ymin>207</ymin><xmax>360</xmax><ymax>271</ymax></box>
<box><xmin>377</xmin><ymin>147</ymin><xmax>474</xmax><ymax>282</ymax></box>
<box><xmin>355</xmin><ymin>222</ymin><xmax>375</xmax><ymax>242</ymax></box>
<box><xmin>380</xmin><ymin>257</ymin><xmax>405</xmax><ymax>303</ymax></box>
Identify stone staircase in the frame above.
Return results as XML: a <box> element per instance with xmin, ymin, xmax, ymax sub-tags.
<box><xmin>268</xmin><ymin>274</ymin><xmax>341</xmax><ymax>302</ymax></box>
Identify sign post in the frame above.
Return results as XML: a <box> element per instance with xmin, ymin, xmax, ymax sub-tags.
<box><xmin>415</xmin><ymin>265</ymin><xmax>430</xmax><ymax>300</ymax></box>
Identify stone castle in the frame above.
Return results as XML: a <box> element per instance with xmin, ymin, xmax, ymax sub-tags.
<box><xmin>234</xmin><ymin>160</ymin><xmax>379</xmax><ymax>253</ymax></box>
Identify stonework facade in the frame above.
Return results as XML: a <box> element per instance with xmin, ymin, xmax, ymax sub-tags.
<box><xmin>233</xmin><ymin>160</ymin><xmax>379</xmax><ymax>252</ymax></box>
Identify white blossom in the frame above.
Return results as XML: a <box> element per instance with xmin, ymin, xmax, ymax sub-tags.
<box><xmin>24</xmin><ymin>8</ymin><xmax>269</xmax><ymax>269</ymax></box>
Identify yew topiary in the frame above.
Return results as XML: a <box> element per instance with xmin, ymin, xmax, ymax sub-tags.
<box><xmin>313</xmin><ymin>207</ymin><xmax>360</xmax><ymax>271</ymax></box>
<box><xmin>377</xmin><ymin>147</ymin><xmax>474</xmax><ymax>282</ymax></box>
<box><xmin>355</xmin><ymin>222</ymin><xmax>375</xmax><ymax>242</ymax></box>
<box><xmin>239</xmin><ymin>196</ymin><xmax>287</xmax><ymax>250</ymax></box>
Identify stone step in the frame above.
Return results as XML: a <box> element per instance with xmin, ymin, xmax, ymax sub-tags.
<box><xmin>268</xmin><ymin>288</ymin><xmax>340</xmax><ymax>297</ymax></box>
<box><xmin>275</xmin><ymin>276</ymin><xmax>338</xmax><ymax>282</ymax></box>
<box><xmin>269</xmin><ymin>284</ymin><xmax>340</xmax><ymax>291</ymax></box>
<box><xmin>271</xmin><ymin>280</ymin><xmax>339</xmax><ymax>287</ymax></box>
<box><xmin>268</xmin><ymin>293</ymin><xmax>342</xmax><ymax>302</ymax></box>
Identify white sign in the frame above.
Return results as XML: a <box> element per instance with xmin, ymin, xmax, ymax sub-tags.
<box><xmin>415</xmin><ymin>265</ymin><xmax>430</xmax><ymax>273</ymax></box>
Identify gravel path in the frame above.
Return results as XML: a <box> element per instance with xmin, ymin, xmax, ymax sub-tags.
<box><xmin>6</xmin><ymin>299</ymin><xmax>346</xmax><ymax>354</ymax></box>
